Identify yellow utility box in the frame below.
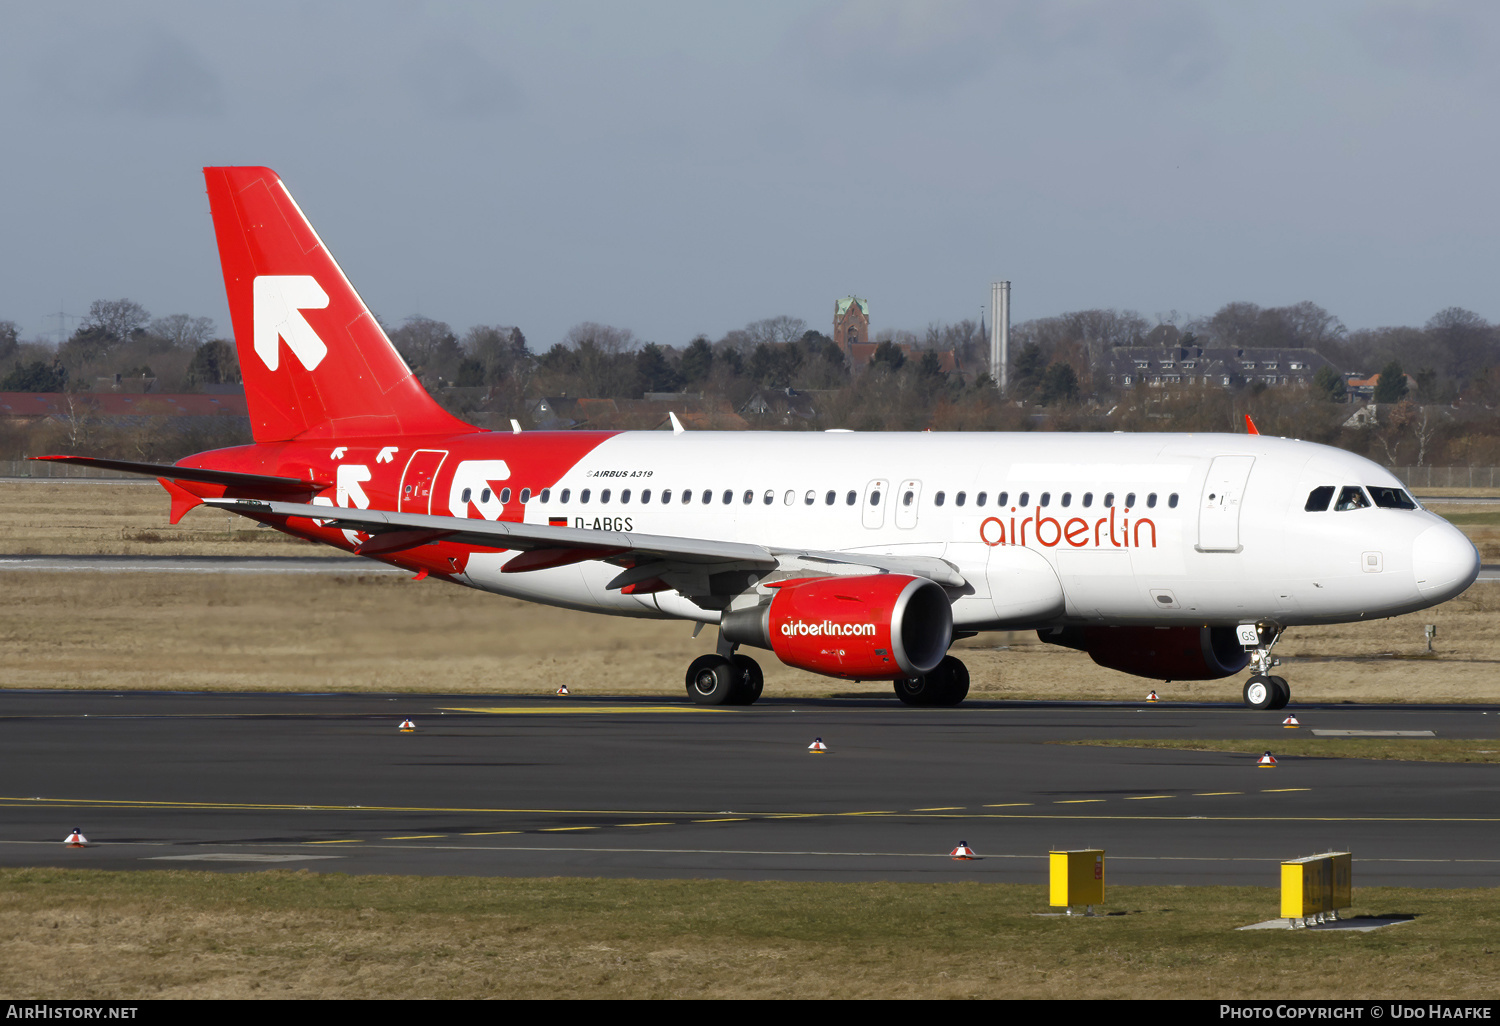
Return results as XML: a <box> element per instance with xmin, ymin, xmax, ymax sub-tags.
<box><xmin>1049</xmin><ymin>849</ymin><xmax>1105</xmax><ymax>913</ymax></box>
<box><xmin>1280</xmin><ymin>852</ymin><xmax>1352</xmax><ymax>926</ymax></box>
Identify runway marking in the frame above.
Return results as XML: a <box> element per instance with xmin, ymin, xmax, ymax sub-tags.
<box><xmin>693</xmin><ymin>818</ymin><xmax>749</xmax><ymax>823</ymax></box>
<box><xmin>619</xmin><ymin>822</ymin><xmax>674</xmax><ymax>827</ymax></box>
<box><xmin>306</xmin><ymin>839</ymin><xmax>363</xmax><ymax>844</ymax></box>
<box><xmin>1123</xmin><ymin>795</ymin><xmax>1174</xmax><ymax>800</ymax></box>
<box><xmin>438</xmin><ymin>706</ymin><xmax>716</xmax><ymax>715</ymax></box>
<box><xmin>984</xmin><ymin>803</ymin><xmax>1034</xmax><ymax>807</ymax></box>
<box><xmin>539</xmin><ymin>826</ymin><xmax>597</xmax><ymax>832</ymax></box>
<box><xmin>1262</xmin><ymin>788</ymin><xmax>1311</xmax><ymax>793</ymax></box>
<box><xmin>1195</xmin><ymin>792</ymin><xmax>1242</xmax><ymax>796</ymax></box>
<box><xmin>1055</xmin><ymin>799</ymin><xmax>1105</xmax><ymax>804</ymax></box>
<box><xmin>912</xmin><ymin>807</ymin><xmax>965</xmax><ymax>811</ymax></box>
<box><xmin>462</xmin><ymin>831</ymin><xmax>521</xmax><ymax>836</ymax></box>
<box><xmin>385</xmin><ymin>834</ymin><xmax>446</xmax><ymax>840</ymax></box>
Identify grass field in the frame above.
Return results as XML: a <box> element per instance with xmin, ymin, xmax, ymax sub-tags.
<box><xmin>2</xmin><ymin>870</ymin><xmax>1496</xmax><ymax>999</ymax></box>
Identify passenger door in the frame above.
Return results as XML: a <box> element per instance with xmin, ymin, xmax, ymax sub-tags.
<box><xmin>1197</xmin><ymin>455</ymin><xmax>1254</xmax><ymax>552</ymax></box>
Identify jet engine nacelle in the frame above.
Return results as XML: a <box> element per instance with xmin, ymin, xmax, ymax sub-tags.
<box><xmin>1041</xmin><ymin>625</ymin><xmax>1250</xmax><ymax>681</ymax></box>
<box><xmin>721</xmin><ymin>574</ymin><xmax>953</xmax><ymax>680</ymax></box>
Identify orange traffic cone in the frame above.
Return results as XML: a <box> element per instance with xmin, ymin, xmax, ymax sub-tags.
<box><xmin>64</xmin><ymin>829</ymin><xmax>87</xmax><ymax>847</ymax></box>
<box><xmin>949</xmin><ymin>842</ymin><xmax>976</xmax><ymax>860</ymax></box>
<box><xmin>1282</xmin><ymin>715</ymin><xmax>1300</xmax><ymax>728</ymax></box>
<box><xmin>1258</xmin><ymin>751</ymin><xmax>1277</xmax><ymax>768</ymax></box>
<box><xmin>399</xmin><ymin>719</ymin><xmax>416</xmax><ymax>732</ymax></box>
<box><xmin>556</xmin><ymin>684</ymin><xmax>570</xmax><ymax>696</ymax></box>
<box><xmin>808</xmin><ymin>737</ymin><xmax>829</xmax><ymax>754</ymax></box>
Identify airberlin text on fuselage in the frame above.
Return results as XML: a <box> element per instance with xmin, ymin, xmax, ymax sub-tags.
<box><xmin>979</xmin><ymin>507</ymin><xmax>1158</xmax><ymax>549</ymax></box>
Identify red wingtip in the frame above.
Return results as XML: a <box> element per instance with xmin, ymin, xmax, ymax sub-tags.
<box><xmin>1244</xmin><ymin>414</ymin><xmax>1260</xmax><ymax>435</ymax></box>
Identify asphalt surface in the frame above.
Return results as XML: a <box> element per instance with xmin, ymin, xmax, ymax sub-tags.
<box><xmin>1</xmin><ymin>690</ymin><xmax>1497</xmax><ymax>888</ymax></box>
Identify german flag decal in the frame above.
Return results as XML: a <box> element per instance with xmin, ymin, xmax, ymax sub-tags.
<box><xmin>548</xmin><ymin>517</ymin><xmax>568</xmax><ymax>527</ymax></box>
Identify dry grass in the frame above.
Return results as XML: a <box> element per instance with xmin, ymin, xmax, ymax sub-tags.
<box><xmin>0</xmin><ymin>869</ymin><xmax>1495</xmax><ymax>999</ymax></box>
<box><xmin>2</xmin><ymin>481</ymin><xmax>1499</xmax><ymax>702</ymax></box>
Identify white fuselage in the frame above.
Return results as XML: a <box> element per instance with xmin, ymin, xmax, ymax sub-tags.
<box><xmin>447</xmin><ymin>431</ymin><xmax>1479</xmax><ymax>631</ymax></box>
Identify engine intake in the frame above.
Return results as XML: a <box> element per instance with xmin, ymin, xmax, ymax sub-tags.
<box><xmin>1040</xmin><ymin>625</ymin><xmax>1249</xmax><ymax>681</ymax></box>
<box><xmin>722</xmin><ymin>574</ymin><xmax>953</xmax><ymax>680</ymax></box>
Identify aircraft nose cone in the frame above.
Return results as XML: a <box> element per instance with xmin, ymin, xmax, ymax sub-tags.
<box><xmin>1413</xmin><ymin>523</ymin><xmax>1480</xmax><ymax>601</ymax></box>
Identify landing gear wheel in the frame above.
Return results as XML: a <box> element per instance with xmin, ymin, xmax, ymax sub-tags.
<box><xmin>894</xmin><ymin>676</ymin><xmax>935</xmax><ymax>706</ymax></box>
<box><xmin>685</xmin><ymin>655</ymin><xmax>738</xmax><ymax>706</ymax></box>
<box><xmin>1268</xmin><ymin>675</ymin><xmax>1291</xmax><ymax>710</ymax></box>
<box><xmin>893</xmin><ymin>656</ymin><xmax>970</xmax><ymax>707</ymax></box>
<box><xmin>730</xmin><ymin>654</ymin><xmax>764</xmax><ymax>705</ymax></box>
<box><xmin>1243</xmin><ymin>674</ymin><xmax>1276</xmax><ymax>710</ymax></box>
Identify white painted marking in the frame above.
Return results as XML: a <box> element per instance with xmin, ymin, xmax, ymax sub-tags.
<box><xmin>1311</xmin><ymin>730</ymin><xmax>1437</xmax><ymax>737</ymax></box>
<box><xmin>253</xmin><ymin>275</ymin><xmax>329</xmax><ymax>371</ymax></box>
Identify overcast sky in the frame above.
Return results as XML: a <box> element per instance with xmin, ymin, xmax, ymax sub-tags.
<box><xmin>2</xmin><ymin>1</ymin><xmax>1496</xmax><ymax>351</ymax></box>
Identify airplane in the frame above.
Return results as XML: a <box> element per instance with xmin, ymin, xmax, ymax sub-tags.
<box><xmin>36</xmin><ymin>166</ymin><xmax>1482</xmax><ymax>710</ymax></box>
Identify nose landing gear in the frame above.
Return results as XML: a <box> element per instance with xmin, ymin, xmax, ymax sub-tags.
<box><xmin>1242</xmin><ymin>624</ymin><xmax>1290</xmax><ymax>710</ymax></box>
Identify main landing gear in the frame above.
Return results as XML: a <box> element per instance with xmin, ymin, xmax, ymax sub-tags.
<box><xmin>893</xmin><ymin>655</ymin><xmax>970</xmax><ymax>707</ymax></box>
<box><xmin>1242</xmin><ymin>624</ymin><xmax>1290</xmax><ymax>710</ymax></box>
<box><xmin>685</xmin><ymin>632</ymin><xmax>764</xmax><ymax>706</ymax></box>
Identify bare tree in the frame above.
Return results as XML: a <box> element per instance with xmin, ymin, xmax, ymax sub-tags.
<box><xmin>147</xmin><ymin>314</ymin><xmax>216</xmax><ymax>351</ymax></box>
<box><xmin>83</xmin><ymin>299</ymin><xmax>151</xmax><ymax>345</ymax></box>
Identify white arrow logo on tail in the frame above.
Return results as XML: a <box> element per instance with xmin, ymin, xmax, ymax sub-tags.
<box><xmin>253</xmin><ymin>275</ymin><xmax>329</xmax><ymax>371</ymax></box>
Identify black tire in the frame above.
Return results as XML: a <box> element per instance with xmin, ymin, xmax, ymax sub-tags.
<box><xmin>931</xmin><ymin>656</ymin><xmax>970</xmax><ymax>707</ymax></box>
<box><xmin>686</xmin><ymin>655</ymin><xmax>738</xmax><ymax>705</ymax></box>
<box><xmin>894</xmin><ymin>676</ymin><xmax>934</xmax><ymax>706</ymax></box>
<box><xmin>894</xmin><ymin>656</ymin><xmax>970</xmax><ymax>707</ymax></box>
<box><xmin>1268</xmin><ymin>675</ymin><xmax>1291</xmax><ymax>710</ymax></box>
<box><xmin>1243</xmin><ymin>675</ymin><xmax>1276</xmax><ymax>710</ymax></box>
<box><xmin>731</xmin><ymin>654</ymin><xmax>764</xmax><ymax>705</ymax></box>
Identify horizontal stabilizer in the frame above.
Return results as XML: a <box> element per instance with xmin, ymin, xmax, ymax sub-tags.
<box><xmin>28</xmin><ymin>456</ymin><xmax>330</xmax><ymax>493</ymax></box>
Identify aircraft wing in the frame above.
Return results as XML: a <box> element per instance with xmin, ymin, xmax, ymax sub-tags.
<box><xmin>202</xmin><ymin>497</ymin><xmax>965</xmax><ymax>591</ymax></box>
<box><xmin>29</xmin><ymin>455</ymin><xmax>330</xmax><ymax>493</ymax></box>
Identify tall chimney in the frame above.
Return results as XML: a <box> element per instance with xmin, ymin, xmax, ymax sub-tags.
<box><xmin>990</xmin><ymin>281</ymin><xmax>1011</xmax><ymax>390</ymax></box>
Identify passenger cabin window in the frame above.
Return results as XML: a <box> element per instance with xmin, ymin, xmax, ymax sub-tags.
<box><xmin>870</xmin><ymin>490</ymin><xmax>881</xmax><ymax>506</ymax></box>
<box><xmin>1146</xmin><ymin>493</ymin><xmax>1157</xmax><ymax>508</ymax></box>
<box><xmin>784</xmin><ymin>490</ymin><xmax>795</xmax><ymax>506</ymax></box>
<box><xmin>641</xmin><ymin>489</ymin><xmax>651</xmax><ymax>503</ymax></box>
<box><xmin>955</xmin><ymin>491</ymin><xmax>966</xmax><ymax>507</ymax></box>
<box><xmin>521</xmin><ymin>488</ymin><xmax>531</xmax><ymax>503</ymax></box>
<box><xmin>1125</xmin><ymin>492</ymin><xmax>1136</xmax><ymax>507</ymax></box>
<box><xmin>1305</xmin><ymin>486</ymin><xmax>1334</xmax><ymax>512</ymax></box>
<box><xmin>1168</xmin><ymin>493</ymin><xmax>1179</xmax><ymax>508</ymax></box>
<box><xmin>933</xmin><ymin>491</ymin><xmax>945</xmax><ymax>507</ymax></box>
<box><xmin>560</xmin><ymin>489</ymin><xmax>571</xmax><ymax>504</ymax></box>
<box><xmin>722</xmin><ymin>490</ymin><xmax>733</xmax><ymax>505</ymax></box>
<box><xmin>976</xmin><ymin>492</ymin><xmax>987</xmax><ymax>507</ymax></box>
<box><xmin>903</xmin><ymin>489</ymin><xmax>915</xmax><ymax>507</ymax></box>
<box><xmin>1104</xmin><ymin>492</ymin><xmax>1115</xmax><ymax>507</ymax></box>
<box><xmin>600</xmin><ymin>489</ymin><xmax>610</xmax><ymax>503</ymax></box>
<box><xmin>660</xmin><ymin>489</ymin><xmax>671</xmax><ymax>503</ymax></box>
<box><xmin>765</xmin><ymin>490</ymin><xmax>775</xmax><ymax>505</ymax></box>
<box><xmin>1369</xmin><ymin>486</ymin><xmax>1417</xmax><ymax>510</ymax></box>
<box><xmin>461</xmin><ymin>488</ymin><xmax>472</xmax><ymax>503</ymax></box>
<box><xmin>1039</xmin><ymin>492</ymin><xmax>1050</xmax><ymax>507</ymax></box>
<box><xmin>1082</xmin><ymin>492</ymin><xmax>1093</xmax><ymax>508</ymax></box>
<box><xmin>1060</xmin><ymin>492</ymin><xmax>1071</xmax><ymax>508</ymax></box>
<box><xmin>481</xmin><ymin>488</ymin><xmax>492</xmax><ymax>503</ymax></box>
<box><xmin>500</xmin><ymin>488</ymin><xmax>512</xmax><ymax>504</ymax></box>
<box><xmin>743</xmin><ymin>490</ymin><xmax>753</xmax><ymax>505</ymax></box>
<box><xmin>1018</xmin><ymin>491</ymin><xmax>1029</xmax><ymax>507</ymax></box>
<box><xmin>825</xmin><ymin>491</ymin><xmax>836</xmax><ymax>505</ymax></box>
<box><xmin>702</xmin><ymin>490</ymin><xmax>713</xmax><ymax>504</ymax></box>
<box><xmin>540</xmin><ymin>488</ymin><xmax>551</xmax><ymax>503</ymax></box>
<box><xmin>845</xmin><ymin>490</ymin><xmax>857</xmax><ymax>505</ymax></box>
<box><xmin>1335</xmin><ymin>486</ymin><xmax>1370</xmax><ymax>511</ymax></box>
<box><xmin>580</xmin><ymin>489</ymin><xmax>591</xmax><ymax>504</ymax></box>
<box><xmin>804</xmin><ymin>490</ymin><xmax>815</xmax><ymax>505</ymax></box>
<box><xmin>620</xmin><ymin>489</ymin><xmax>630</xmax><ymax>503</ymax></box>
<box><xmin>682</xmin><ymin>489</ymin><xmax>691</xmax><ymax>504</ymax></box>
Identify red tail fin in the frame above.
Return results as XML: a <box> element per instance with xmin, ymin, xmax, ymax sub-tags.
<box><xmin>204</xmin><ymin>166</ymin><xmax>477</xmax><ymax>443</ymax></box>
<box><xmin>1244</xmin><ymin>414</ymin><xmax>1260</xmax><ymax>435</ymax></box>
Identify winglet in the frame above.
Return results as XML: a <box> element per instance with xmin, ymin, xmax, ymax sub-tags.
<box><xmin>1244</xmin><ymin>414</ymin><xmax>1260</xmax><ymax>435</ymax></box>
<box><xmin>510</xmin><ymin>419</ymin><xmax>523</xmax><ymax>434</ymax></box>
<box><xmin>669</xmin><ymin>411</ymin><xmax>685</xmax><ymax>435</ymax></box>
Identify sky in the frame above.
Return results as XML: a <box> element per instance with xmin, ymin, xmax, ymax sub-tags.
<box><xmin>1</xmin><ymin>1</ymin><xmax>1496</xmax><ymax>351</ymax></box>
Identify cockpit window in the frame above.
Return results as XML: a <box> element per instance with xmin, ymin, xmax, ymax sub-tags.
<box><xmin>1304</xmin><ymin>486</ymin><xmax>1334</xmax><ymax>512</ymax></box>
<box><xmin>1368</xmin><ymin>486</ymin><xmax>1417</xmax><ymax>510</ymax></box>
<box><xmin>1334</xmin><ymin>486</ymin><xmax>1370</xmax><ymax>511</ymax></box>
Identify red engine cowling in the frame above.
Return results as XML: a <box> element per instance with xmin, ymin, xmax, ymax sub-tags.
<box><xmin>721</xmin><ymin>574</ymin><xmax>953</xmax><ymax>680</ymax></box>
<box><xmin>1042</xmin><ymin>625</ymin><xmax>1249</xmax><ymax>681</ymax></box>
